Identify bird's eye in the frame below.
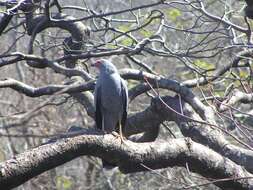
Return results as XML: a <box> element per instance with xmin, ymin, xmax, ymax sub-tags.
<box><xmin>95</xmin><ymin>60</ymin><xmax>101</xmax><ymax>67</ymax></box>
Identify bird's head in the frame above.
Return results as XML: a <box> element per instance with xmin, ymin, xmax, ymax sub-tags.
<box><xmin>92</xmin><ymin>59</ymin><xmax>117</xmax><ymax>74</ymax></box>
<box><xmin>92</xmin><ymin>59</ymin><xmax>103</xmax><ymax>69</ymax></box>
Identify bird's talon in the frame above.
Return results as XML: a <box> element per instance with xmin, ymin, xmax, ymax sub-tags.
<box><xmin>111</xmin><ymin>131</ymin><xmax>118</xmax><ymax>137</ymax></box>
<box><xmin>111</xmin><ymin>131</ymin><xmax>126</xmax><ymax>144</ymax></box>
<box><xmin>120</xmin><ymin>136</ymin><xmax>126</xmax><ymax>144</ymax></box>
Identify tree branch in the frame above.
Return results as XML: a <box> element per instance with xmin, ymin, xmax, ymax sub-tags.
<box><xmin>0</xmin><ymin>53</ymin><xmax>92</xmax><ymax>80</ymax></box>
<box><xmin>121</xmin><ymin>68</ymin><xmax>214</xmax><ymax>122</ymax></box>
<box><xmin>146</xmin><ymin>95</ymin><xmax>253</xmax><ymax>174</ymax></box>
<box><xmin>219</xmin><ymin>89</ymin><xmax>253</xmax><ymax>112</ymax></box>
<box><xmin>0</xmin><ymin>78</ymin><xmax>95</xmax><ymax>97</ymax></box>
<box><xmin>0</xmin><ymin>129</ymin><xmax>252</xmax><ymax>190</ymax></box>
<box><xmin>182</xmin><ymin>50</ymin><xmax>253</xmax><ymax>88</ymax></box>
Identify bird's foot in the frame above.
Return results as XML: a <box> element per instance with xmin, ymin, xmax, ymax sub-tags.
<box><xmin>111</xmin><ymin>131</ymin><xmax>126</xmax><ymax>144</ymax></box>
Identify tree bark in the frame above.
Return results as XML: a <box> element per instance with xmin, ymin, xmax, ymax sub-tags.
<box><xmin>0</xmin><ymin>129</ymin><xmax>252</xmax><ymax>190</ymax></box>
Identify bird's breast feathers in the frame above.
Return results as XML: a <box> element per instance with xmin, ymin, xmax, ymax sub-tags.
<box><xmin>100</xmin><ymin>75</ymin><xmax>124</xmax><ymax>107</ymax></box>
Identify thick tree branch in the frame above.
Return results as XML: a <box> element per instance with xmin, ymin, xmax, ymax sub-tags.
<box><xmin>121</xmin><ymin>68</ymin><xmax>214</xmax><ymax>122</ymax></box>
<box><xmin>0</xmin><ymin>130</ymin><xmax>252</xmax><ymax>190</ymax></box>
<box><xmin>26</xmin><ymin>13</ymin><xmax>90</xmax><ymax>55</ymax></box>
<box><xmin>0</xmin><ymin>68</ymin><xmax>214</xmax><ymax>124</ymax></box>
<box><xmin>219</xmin><ymin>89</ymin><xmax>253</xmax><ymax>112</ymax></box>
<box><xmin>146</xmin><ymin>95</ymin><xmax>253</xmax><ymax>174</ymax></box>
<box><xmin>0</xmin><ymin>13</ymin><xmax>13</xmax><ymax>35</ymax></box>
<box><xmin>1</xmin><ymin>68</ymin><xmax>251</xmax><ymax>175</ymax></box>
<box><xmin>0</xmin><ymin>52</ymin><xmax>92</xmax><ymax>80</ymax></box>
<box><xmin>0</xmin><ymin>0</ymin><xmax>33</xmax><ymax>35</ymax></box>
<box><xmin>125</xmin><ymin>94</ymin><xmax>253</xmax><ymax>174</ymax></box>
<box><xmin>0</xmin><ymin>78</ymin><xmax>95</xmax><ymax>97</ymax></box>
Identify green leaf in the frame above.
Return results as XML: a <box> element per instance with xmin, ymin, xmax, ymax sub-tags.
<box><xmin>213</xmin><ymin>89</ymin><xmax>224</xmax><ymax>97</ymax></box>
<box><xmin>140</xmin><ymin>29</ymin><xmax>153</xmax><ymax>38</ymax></box>
<box><xmin>106</xmin><ymin>44</ymin><xmax>118</xmax><ymax>49</ymax></box>
<box><xmin>0</xmin><ymin>7</ymin><xmax>6</xmax><ymax>12</ymax></box>
<box><xmin>0</xmin><ymin>150</ymin><xmax>5</xmax><ymax>162</ymax></box>
<box><xmin>56</xmin><ymin>176</ymin><xmax>73</xmax><ymax>190</ymax></box>
<box><xmin>119</xmin><ymin>37</ymin><xmax>134</xmax><ymax>46</ymax></box>
<box><xmin>127</xmin><ymin>80</ymin><xmax>139</xmax><ymax>89</ymax></box>
<box><xmin>166</xmin><ymin>8</ymin><xmax>182</xmax><ymax>21</ymax></box>
<box><xmin>239</xmin><ymin>70</ymin><xmax>248</xmax><ymax>78</ymax></box>
<box><xmin>117</xmin><ymin>25</ymin><xmax>131</xmax><ymax>32</ymax></box>
<box><xmin>194</xmin><ymin>59</ymin><xmax>214</xmax><ymax>70</ymax></box>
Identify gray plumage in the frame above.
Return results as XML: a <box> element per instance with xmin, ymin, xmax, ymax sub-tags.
<box><xmin>93</xmin><ymin>59</ymin><xmax>128</xmax><ymax>167</ymax></box>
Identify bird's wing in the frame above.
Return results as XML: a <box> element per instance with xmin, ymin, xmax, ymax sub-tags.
<box><xmin>246</xmin><ymin>0</ymin><xmax>253</xmax><ymax>6</ymax></box>
<box><xmin>95</xmin><ymin>86</ymin><xmax>103</xmax><ymax>130</ymax></box>
<box><xmin>121</xmin><ymin>79</ymin><xmax>128</xmax><ymax>128</ymax></box>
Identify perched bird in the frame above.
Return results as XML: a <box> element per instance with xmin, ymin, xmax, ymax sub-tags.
<box><xmin>245</xmin><ymin>0</ymin><xmax>253</xmax><ymax>19</ymax></box>
<box><xmin>92</xmin><ymin>59</ymin><xmax>128</xmax><ymax>167</ymax></box>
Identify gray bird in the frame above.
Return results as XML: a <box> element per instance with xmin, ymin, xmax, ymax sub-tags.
<box><xmin>93</xmin><ymin>59</ymin><xmax>128</xmax><ymax>167</ymax></box>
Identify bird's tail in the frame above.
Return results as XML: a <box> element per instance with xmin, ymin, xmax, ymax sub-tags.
<box><xmin>102</xmin><ymin>159</ymin><xmax>117</xmax><ymax>169</ymax></box>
